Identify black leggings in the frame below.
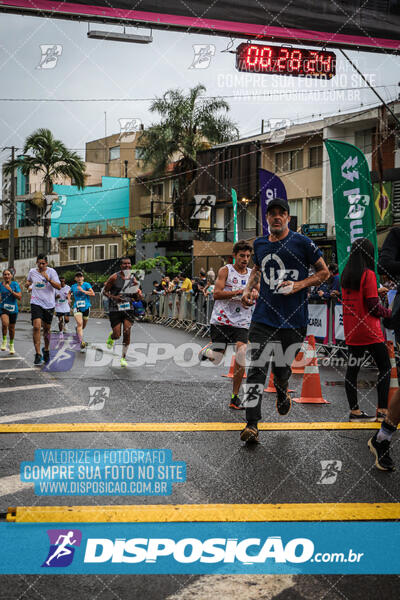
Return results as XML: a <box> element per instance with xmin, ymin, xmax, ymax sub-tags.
<box><xmin>345</xmin><ymin>343</ymin><xmax>391</xmax><ymax>411</ymax></box>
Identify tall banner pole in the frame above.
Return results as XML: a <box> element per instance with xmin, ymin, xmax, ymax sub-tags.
<box><xmin>231</xmin><ymin>188</ymin><xmax>239</xmax><ymax>243</ymax></box>
<box><xmin>324</xmin><ymin>139</ymin><xmax>379</xmax><ymax>282</ymax></box>
<box><xmin>259</xmin><ymin>168</ymin><xmax>287</xmax><ymax>236</ymax></box>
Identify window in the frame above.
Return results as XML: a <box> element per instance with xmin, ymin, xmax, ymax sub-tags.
<box><xmin>94</xmin><ymin>244</ymin><xmax>105</xmax><ymax>260</ymax></box>
<box><xmin>244</xmin><ymin>204</ymin><xmax>257</xmax><ymax>230</ymax></box>
<box><xmin>307</xmin><ymin>197</ymin><xmax>322</xmax><ymax>223</ymax></box>
<box><xmin>288</xmin><ymin>198</ymin><xmax>303</xmax><ymax>221</ymax></box>
<box><xmin>227</xmin><ymin>207</ymin><xmax>234</xmax><ymax>231</ymax></box>
<box><xmin>275</xmin><ymin>149</ymin><xmax>303</xmax><ymax>172</ymax></box>
<box><xmin>355</xmin><ymin>129</ymin><xmax>374</xmax><ymax>154</ymax></box>
<box><xmin>69</xmin><ymin>246</ymin><xmax>78</xmax><ymax>261</ymax></box>
<box><xmin>309</xmin><ymin>146</ymin><xmax>323</xmax><ymax>168</ymax></box>
<box><xmin>151</xmin><ymin>183</ymin><xmax>163</xmax><ymax>198</ymax></box>
<box><xmin>135</xmin><ymin>147</ymin><xmax>146</xmax><ymax>160</ymax></box>
<box><xmin>109</xmin><ymin>146</ymin><xmax>120</xmax><ymax>161</ymax></box>
<box><xmin>79</xmin><ymin>245</ymin><xmax>93</xmax><ymax>262</ymax></box>
<box><xmin>109</xmin><ymin>244</ymin><xmax>118</xmax><ymax>259</ymax></box>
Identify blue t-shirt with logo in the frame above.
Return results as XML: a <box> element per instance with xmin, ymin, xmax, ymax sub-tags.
<box><xmin>71</xmin><ymin>282</ymin><xmax>92</xmax><ymax>311</ymax></box>
<box><xmin>0</xmin><ymin>281</ymin><xmax>20</xmax><ymax>314</ymax></box>
<box><xmin>252</xmin><ymin>230</ymin><xmax>322</xmax><ymax>329</ymax></box>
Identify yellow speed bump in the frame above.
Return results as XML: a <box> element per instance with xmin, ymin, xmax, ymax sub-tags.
<box><xmin>0</xmin><ymin>422</ymin><xmax>381</xmax><ymax>434</ymax></box>
<box><xmin>6</xmin><ymin>503</ymin><xmax>400</xmax><ymax>523</ymax></box>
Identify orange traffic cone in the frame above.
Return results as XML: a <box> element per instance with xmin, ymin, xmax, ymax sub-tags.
<box><xmin>291</xmin><ymin>339</ymin><xmax>313</xmax><ymax>374</ymax></box>
<box><xmin>222</xmin><ymin>354</ymin><xmax>246</xmax><ymax>379</ymax></box>
<box><xmin>293</xmin><ymin>335</ymin><xmax>329</xmax><ymax>404</ymax></box>
<box><xmin>264</xmin><ymin>370</ymin><xmax>293</xmax><ymax>393</ymax></box>
<box><xmin>386</xmin><ymin>341</ymin><xmax>399</xmax><ymax>407</ymax></box>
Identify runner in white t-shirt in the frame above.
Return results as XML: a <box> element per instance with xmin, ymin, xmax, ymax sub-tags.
<box><xmin>198</xmin><ymin>240</ymin><xmax>259</xmax><ymax>409</ymax></box>
<box><xmin>26</xmin><ymin>254</ymin><xmax>61</xmax><ymax>365</ymax></box>
<box><xmin>55</xmin><ymin>277</ymin><xmax>71</xmax><ymax>334</ymax></box>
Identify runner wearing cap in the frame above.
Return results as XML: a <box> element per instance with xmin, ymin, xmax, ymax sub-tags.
<box><xmin>26</xmin><ymin>254</ymin><xmax>61</xmax><ymax>365</ymax></box>
<box><xmin>239</xmin><ymin>198</ymin><xmax>329</xmax><ymax>443</ymax></box>
<box><xmin>70</xmin><ymin>272</ymin><xmax>95</xmax><ymax>352</ymax></box>
<box><xmin>103</xmin><ymin>257</ymin><xmax>141</xmax><ymax>368</ymax></box>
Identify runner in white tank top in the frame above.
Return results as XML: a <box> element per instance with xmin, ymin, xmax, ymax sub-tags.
<box><xmin>198</xmin><ymin>241</ymin><xmax>259</xmax><ymax>409</ymax></box>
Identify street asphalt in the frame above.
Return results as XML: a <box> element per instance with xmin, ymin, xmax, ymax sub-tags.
<box><xmin>0</xmin><ymin>314</ymin><xmax>398</xmax><ymax>599</ymax></box>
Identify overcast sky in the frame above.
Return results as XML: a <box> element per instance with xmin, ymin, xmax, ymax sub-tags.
<box><xmin>0</xmin><ymin>12</ymin><xmax>399</xmax><ymax>168</ymax></box>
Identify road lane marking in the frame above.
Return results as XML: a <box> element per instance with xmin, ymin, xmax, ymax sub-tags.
<box><xmin>6</xmin><ymin>502</ymin><xmax>400</xmax><ymax>522</ymax></box>
<box><xmin>0</xmin><ymin>368</ymin><xmax>36</xmax><ymax>373</ymax></box>
<box><xmin>0</xmin><ymin>357</ymin><xmax>24</xmax><ymax>360</ymax></box>
<box><xmin>0</xmin><ymin>383</ymin><xmax>61</xmax><ymax>394</ymax></box>
<box><xmin>0</xmin><ymin>475</ymin><xmax>32</xmax><ymax>498</ymax></box>
<box><xmin>0</xmin><ymin>422</ymin><xmax>381</xmax><ymax>433</ymax></box>
<box><xmin>0</xmin><ymin>406</ymin><xmax>88</xmax><ymax>424</ymax></box>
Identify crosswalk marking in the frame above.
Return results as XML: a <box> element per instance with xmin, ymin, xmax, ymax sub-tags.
<box><xmin>0</xmin><ymin>406</ymin><xmax>88</xmax><ymax>424</ymax></box>
<box><xmin>0</xmin><ymin>383</ymin><xmax>61</xmax><ymax>394</ymax></box>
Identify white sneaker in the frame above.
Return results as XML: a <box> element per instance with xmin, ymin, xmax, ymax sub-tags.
<box><xmin>0</xmin><ymin>340</ymin><xmax>7</xmax><ymax>351</ymax></box>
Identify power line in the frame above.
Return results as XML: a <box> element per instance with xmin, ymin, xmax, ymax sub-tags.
<box><xmin>0</xmin><ymin>84</ymin><xmax>397</xmax><ymax>103</ymax></box>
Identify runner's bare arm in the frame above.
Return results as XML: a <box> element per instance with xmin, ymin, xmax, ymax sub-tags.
<box><xmin>241</xmin><ymin>265</ymin><xmax>261</xmax><ymax>306</ymax></box>
<box><xmin>103</xmin><ymin>274</ymin><xmax>122</xmax><ymax>301</ymax></box>
<box><xmin>279</xmin><ymin>257</ymin><xmax>329</xmax><ymax>294</ymax></box>
<box><xmin>213</xmin><ymin>266</ymin><xmax>242</xmax><ymax>300</ymax></box>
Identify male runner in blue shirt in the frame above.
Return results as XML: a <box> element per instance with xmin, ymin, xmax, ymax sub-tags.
<box><xmin>240</xmin><ymin>198</ymin><xmax>329</xmax><ymax>443</ymax></box>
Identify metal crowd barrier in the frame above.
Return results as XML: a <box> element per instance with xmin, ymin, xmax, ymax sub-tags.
<box><xmin>148</xmin><ymin>294</ymin><xmax>397</xmax><ymax>368</ymax></box>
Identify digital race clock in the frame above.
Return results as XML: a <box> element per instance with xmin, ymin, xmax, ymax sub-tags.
<box><xmin>236</xmin><ymin>43</ymin><xmax>336</xmax><ymax>78</ymax></box>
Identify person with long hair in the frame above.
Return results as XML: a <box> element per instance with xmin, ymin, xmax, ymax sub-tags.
<box><xmin>341</xmin><ymin>238</ymin><xmax>392</xmax><ymax>422</ymax></box>
<box><xmin>0</xmin><ymin>269</ymin><xmax>22</xmax><ymax>354</ymax></box>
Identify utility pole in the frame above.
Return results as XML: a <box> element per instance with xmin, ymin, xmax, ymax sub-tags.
<box><xmin>6</xmin><ymin>146</ymin><xmax>16</xmax><ymax>270</ymax></box>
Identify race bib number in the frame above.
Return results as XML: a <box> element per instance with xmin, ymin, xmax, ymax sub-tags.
<box><xmin>57</xmin><ymin>298</ymin><xmax>66</xmax><ymax>303</ymax></box>
<box><xmin>35</xmin><ymin>282</ymin><xmax>45</xmax><ymax>289</ymax></box>
<box><xmin>118</xmin><ymin>302</ymin><xmax>130</xmax><ymax>311</ymax></box>
<box><xmin>76</xmin><ymin>300</ymin><xmax>86</xmax><ymax>309</ymax></box>
<box><xmin>3</xmin><ymin>303</ymin><xmax>15</xmax><ymax>313</ymax></box>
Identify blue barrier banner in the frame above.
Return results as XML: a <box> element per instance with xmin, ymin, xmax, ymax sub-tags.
<box><xmin>0</xmin><ymin>522</ymin><xmax>399</xmax><ymax>574</ymax></box>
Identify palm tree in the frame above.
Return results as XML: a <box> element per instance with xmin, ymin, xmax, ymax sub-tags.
<box><xmin>139</xmin><ymin>84</ymin><xmax>238</xmax><ymax>229</ymax></box>
<box><xmin>4</xmin><ymin>128</ymin><xmax>86</xmax><ymax>253</ymax></box>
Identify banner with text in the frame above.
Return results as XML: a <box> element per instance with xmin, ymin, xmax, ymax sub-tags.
<box><xmin>324</xmin><ymin>140</ymin><xmax>378</xmax><ymax>279</ymax></box>
<box><xmin>259</xmin><ymin>168</ymin><xmax>287</xmax><ymax>236</ymax></box>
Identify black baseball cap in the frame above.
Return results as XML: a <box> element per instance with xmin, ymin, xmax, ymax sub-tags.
<box><xmin>266</xmin><ymin>198</ymin><xmax>290</xmax><ymax>214</ymax></box>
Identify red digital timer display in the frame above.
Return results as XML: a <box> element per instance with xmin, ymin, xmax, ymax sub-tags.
<box><xmin>236</xmin><ymin>43</ymin><xmax>336</xmax><ymax>78</ymax></box>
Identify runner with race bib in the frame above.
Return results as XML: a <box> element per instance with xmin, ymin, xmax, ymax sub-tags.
<box><xmin>70</xmin><ymin>272</ymin><xmax>95</xmax><ymax>352</ymax></box>
<box><xmin>103</xmin><ymin>257</ymin><xmax>141</xmax><ymax>368</ymax></box>
<box><xmin>55</xmin><ymin>276</ymin><xmax>71</xmax><ymax>335</ymax></box>
<box><xmin>0</xmin><ymin>269</ymin><xmax>22</xmax><ymax>355</ymax></box>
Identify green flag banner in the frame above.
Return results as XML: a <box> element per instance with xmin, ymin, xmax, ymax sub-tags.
<box><xmin>324</xmin><ymin>139</ymin><xmax>379</xmax><ymax>279</ymax></box>
<box><xmin>231</xmin><ymin>188</ymin><xmax>239</xmax><ymax>243</ymax></box>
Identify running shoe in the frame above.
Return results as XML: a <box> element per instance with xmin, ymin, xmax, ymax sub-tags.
<box><xmin>198</xmin><ymin>342</ymin><xmax>213</xmax><ymax>362</ymax></box>
<box><xmin>229</xmin><ymin>394</ymin><xmax>244</xmax><ymax>410</ymax></box>
<box><xmin>120</xmin><ymin>357</ymin><xmax>128</xmax><ymax>368</ymax></box>
<box><xmin>349</xmin><ymin>411</ymin><xmax>376</xmax><ymax>422</ymax></box>
<box><xmin>368</xmin><ymin>432</ymin><xmax>395</xmax><ymax>471</ymax></box>
<box><xmin>80</xmin><ymin>341</ymin><xmax>86</xmax><ymax>353</ymax></box>
<box><xmin>42</xmin><ymin>347</ymin><xmax>50</xmax><ymax>364</ymax></box>
<box><xmin>63</xmin><ymin>325</ymin><xmax>68</xmax><ymax>333</ymax></box>
<box><xmin>9</xmin><ymin>342</ymin><xmax>15</xmax><ymax>355</ymax></box>
<box><xmin>0</xmin><ymin>339</ymin><xmax>7</xmax><ymax>351</ymax></box>
<box><xmin>276</xmin><ymin>388</ymin><xmax>292</xmax><ymax>416</ymax></box>
<box><xmin>106</xmin><ymin>332</ymin><xmax>115</xmax><ymax>350</ymax></box>
<box><xmin>240</xmin><ymin>424</ymin><xmax>259</xmax><ymax>443</ymax></box>
<box><xmin>376</xmin><ymin>411</ymin><xmax>386</xmax><ymax>423</ymax></box>
<box><xmin>34</xmin><ymin>353</ymin><xmax>43</xmax><ymax>365</ymax></box>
